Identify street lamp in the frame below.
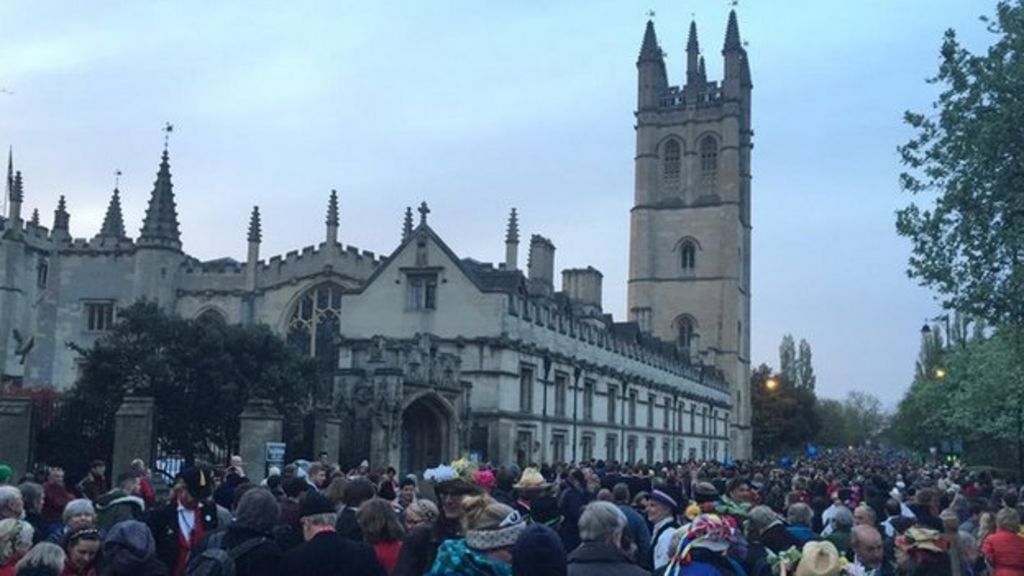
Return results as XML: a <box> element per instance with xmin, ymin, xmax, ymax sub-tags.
<box><xmin>764</xmin><ymin>377</ymin><xmax>779</xmax><ymax>392</ymax></box>
<box><xmin>934</xmin><ymin>368</ymin><xmax>947</xmax><ymax>379</ymax></box>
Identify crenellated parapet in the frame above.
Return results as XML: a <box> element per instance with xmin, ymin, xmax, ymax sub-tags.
<box><xmin>256</xmin><ymin>241</ymin><xmax>383</xmax><ymax>290</ymax></box>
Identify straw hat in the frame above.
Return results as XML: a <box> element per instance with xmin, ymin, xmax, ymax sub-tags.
<box><xmin>513</xmin><ymin>467</ymin><xmax>550</xmax><ymax>491</ymax></box>
<box><xmin>794</xmin><ymin>541</ymin><xmax>841</xmax><ymax>576</ymax></box>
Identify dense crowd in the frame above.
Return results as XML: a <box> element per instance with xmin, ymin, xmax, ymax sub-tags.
<box><xmin>0</xmin><ymin>449</ymin><xmax>1022</xmax><ymax>575</ymax></box>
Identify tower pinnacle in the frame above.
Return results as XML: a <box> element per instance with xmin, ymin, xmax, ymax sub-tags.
<box><xmin>687</xmin><ymin>19</ymin><xmax>701</xmax><ymax>87</ymax></box>
<box><xmin>504</xmin><ymin>208</ymin><xmax>519</xmax><ymax>270</ymax></box>
<box><xmin>723</xmin><ymin>9</ymin><xmax>742</xmax><ymax>52</ymax></box>
<box><xmin>138</xmin><ymin>147</ymin><xmax>182</xmax><ymax>250</ymax></box>
<box><xmin>99</xmin><ymin>187</ymin><xmax>126</xmax><ymax>239</ymax></box>
<box><xmin>248</xmin><ymin>205</ymin><xmax>262</xmax><ymax>244</ymax></box>
<box><xmin>326</xmin><ymin>189</ymin><xmax>339</xmax><ymax>244</ymax></box>
<box><xmin>53</xmin><ymin>195</ymin><xmax>69</xmax><ymax>232</ymax></box>
<box><xmin>29</xmin><ymin>208</ymin><xmax>39</xmax><ymax>227</ymax></box>
<box><xmin>402</xmin><ymin>207</ymin><xmax>414</xmax><ymax>241</ymax></box>
<box><xmin>638</xmin><ymin>20</ymin><xmax>663</xmax><ymax>63</ymax></box>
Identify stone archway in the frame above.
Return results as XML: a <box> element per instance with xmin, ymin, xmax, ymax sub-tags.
<box><xmin>400</xmin><ymin>393</ymin><xmax>453</xmax><ymax>475</ymax></box>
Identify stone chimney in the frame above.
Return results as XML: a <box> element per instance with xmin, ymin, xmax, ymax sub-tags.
<box><xmin>527</xmin><ymin>235</ymin><xmax>555</xmax><ymax>296</ymax></box>
<box><xmin>562</xmin><ymin>267</ymin><xmax>603</xmax><ymax>311</ymax></box>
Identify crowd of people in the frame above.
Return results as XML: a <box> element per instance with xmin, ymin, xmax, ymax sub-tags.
<box><xmin>0</xmin><ymin>448</ymin><xmax>1022</xmax><ymax>575</ymax></box>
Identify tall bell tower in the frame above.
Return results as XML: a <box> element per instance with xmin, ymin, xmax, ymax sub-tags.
<box><xmin>627</xmin><ymin>12</ymin><xmax>753</xmax><ymax>459</ymax></box>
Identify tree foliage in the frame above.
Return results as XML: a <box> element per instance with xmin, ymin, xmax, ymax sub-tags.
<box><xmin>797</xmin><ymin>339</ymin><xmax>816</xmax><ymax>391</ymax></box>
<box><xmin>897</xmin><ymin>0</ymin><xmax>1024</xmax><ymax>328</ymax></box>
<box><xmin>779</xmin><ymin>335</ymin><xmax>797</xmax><ymax>388</ymax></box>
<box><xmin>751</xmin><ymin>364</ymin><xmax>820</xmax><ymax>457</ymax></box>
<box><xmin>55</xmin><ymin>302</ymin><xmax>318</xmax><ymax>470</ymax></box>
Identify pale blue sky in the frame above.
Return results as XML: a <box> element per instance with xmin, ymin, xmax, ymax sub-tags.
<box><xmin>0</xmin><ymin>1</ymin><xmax>995</xmax><ymax>405</ymax></box>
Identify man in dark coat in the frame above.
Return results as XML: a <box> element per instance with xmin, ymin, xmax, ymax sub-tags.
<box><xmin>96</xmin><ymin>472</ymin><xmax>146</xmax><ymax>531</ymax></box>
<box><xmin>279</xmin><ymin>491</ymin><xmax>385</xmax><ymax>576</ymax></box>
<box><xmin>559</xmin><ymin>470</ymin><xmax>593</xmax><ymax>552</ymax></box>
<box><xmin>189</xmin><ymin>488</ymin><xmax>282</xmax><ymax>576</ymax></box>
<box><xmin>568</xmin><ymin>501</ymin><xmax>647</xmax><ymax>576</ymax></box>
<box><xmin>145</xmin><ymin>466</ymin><xmax>220</xmax><ymax>576</ymax></box>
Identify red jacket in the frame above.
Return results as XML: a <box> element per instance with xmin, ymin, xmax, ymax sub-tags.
<box><xmin>42</xmin><ymin>482</ymin><xmax>75</xmax><ymax>524</ymax></box>
<box><xmin>982</xmin><ymin>529</ymin><xmax>1024</xmax><ymax>576</ymax></box>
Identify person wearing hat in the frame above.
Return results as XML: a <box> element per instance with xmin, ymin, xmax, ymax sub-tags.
<box><xmin>393</xmin><ymin>464</ymin><xmax>482</xmax><ymax>576</ymax></box>
<box><xmin>427</xmin><ymin>495</ymin><xmax>527</xmax><ymax>576</ymax></box>
<box><xmin>144</xmin><ymin>466</ymin><xmax>220</xmax><ymax>576</ymax></box>
<box><xmin>794</xmin><ymin>540</ymin><xmax>842</xmax><ymax>576</ymax></box>
<box><xmin>895</xmin><ymin>526</ymin><xmax>954</xmax><ymax>576</ymax></box>
<box><xmin>278</xmin><ymin>491</ymin><xmax>383</xmax><ymax>575</ymax></box>
<box><xmin>0</xmin><ymin>465</ymin><xmax>12</xmax><ymax>487</ymax></box>
<box><xmin>646</xmin><ymin>489</ymin><xmax>681</xmax><ymax>571</ymax></box>
<box><xmin>511</xmin><ymin>468</ymin><xmax>550</xmax><ymax>521</ymax></box>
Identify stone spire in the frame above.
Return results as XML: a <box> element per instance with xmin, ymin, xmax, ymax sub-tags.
<box><xmin>248</xmin><ymin>205</ymin><xmax>262</xmax><ymax>244</ymax></box>
<box><xmin>402</xmin><ymin>206</ymin><xmax>414</xmax><ymax>241</ymax></box>
<box><xmin>637</xmin><ymin>20</ymin><xmax>668</xmax><ymax>111</ymax></box>
<box><xmin>325</xmin><ymin>189</ymin><xmax>339</xmax><ymax>244</ymax></box>
<box><xmin>52</xmin><ymin>195</ymin><xmax>69</xmax><ymax>233</ymax></box>
<box><xmin>99</xmin><ymin>187</ymin><xmax>126</xmax><ymax>239</ymax></box>
<box><xmin>7</xmin><ymin>169</ymin><xmax>23</xmax><ymax>232</ymax></box>
<box><xmin>687</xmin><ymin>19</ymin><xmax>701</xmax><ymax>86</ymax></box>
<box><xmin>29</xmin><ymin>208</ymin><xmax>39</xmax><ymax>227</ymax></box>
<box><xmin>138</xmin><ymin>149</ymin><xmax>182</xmax><ymax>250</ymax></box>
<box><xmin>723</xmin><ymin>9</ymin><xmax>742</xmax><ymax>52</ymax></box>
<box><xmin>638</xmin><ymin>20</ymin><xmax>662</xmax><ymax>63</ymax></box>
<box><xmin>699</xmin><ymin>55</ymin><xmax>707</xmax><ymax>82</ymax></box>
<box><xmin>504</xmin><ymin>208</ymin><xmax>519</xmax><ymax>271</ymax></box>
<box><xmin>6</xmin><ymin>147</ymin><xmax>17</xmax><ymax>201</ymax></box>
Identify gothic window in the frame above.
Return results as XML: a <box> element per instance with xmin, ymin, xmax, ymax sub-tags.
<box><xmin>552</xmin><ymin>432</ymin><xmax>566</xmax><ymax>463</ymax></box>
<box><xmin>583</xmin><ymin>379</ymin><xmax>594</xmax><ymax>421</ymax></box>
<box><xmin>519</xmin><ymin>366</ymin><xmax>534</xmax><ymax>413</ymax></box>
<box><xmin>582</xmin><ymin>435</ymin><xmax>594</xmax><ymax>461</ymax></box>
<box><xmin>287</xmin><ymin>283</ymin><xmax>343</xmax><ymax>360</ymax></box>
<box><xmin>645</xmin><ymin>437</ymin><xmax>654</xmax><ymax>464</ymax></box>
<box><xmin>699</xmin><ymin>136</ymin><xmax>718</xmax><ymax>191</ymax></box>
<box><xmin>554</xmin><ymin>373</ymin><xmax>567</xmax><ymax>417</ymax></box>
<box><xmin>36</xmin><ymin>260</ymin><xmax>48</xmax><ymax>289</ymax></box>
<box><xmin>407</xmin><ymin>274</ymin><xmax>437</xmax><ymax>310</ymax></box>
<box><xmin>628</xmin><ymin>390</ymin><xmax>637</xmax><ymax>426</ymax></box>
<box><xmin>196</xmin><ymin>308</ymin><xmax>227</xmax><ymax>325</ymax></box>
<box><xmin>606</xmin><ymin>434</ymin><xmax>617</xmax><ymax>462</ymax></box>
<box><xmin>662</xmin><ymin>139</ymin><xmax>681</xmax><ymax>181</ymax></box>
<box><xmin>663</xmin><ymin>399</ymin><xmax>671</xmax><ymax>430</ymax></box>
<box><xmin>647</xmin><ymin>393</ymin><xmax>655</xmax><ymax>428</ymax></box>
<box><xmin>84</xmin><ymin>301</ymin><xmax>115</xmax><ymax>331</ymax></box>
<box><xmin>680</xmin><ymin>241</ymin><xmax>696</xmax><ymax>271</ymax></box>
<box><xmin>607</xmin><ymin>385</ymin><xmax>617</xmax><ymax>422</ymax></box>
<box><xmin>677</xmin><ymin>315</ymin><xmax>697</xmax><ymax>355</ymax></box>
<box><xmin>627</xmin><ymin>436</ymin><xmax>637</xmax><ymax>463</ymax></box>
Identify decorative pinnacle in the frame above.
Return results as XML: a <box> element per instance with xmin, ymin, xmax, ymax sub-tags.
<box><xmin>248</xmin><ymin>206</ymin><xmax>261</xmax><ymax>243</ymax></box>
<box><xmin>326</xmin><ymin>189</ymin><xmax>339</xmax><ymax>226</ymax></box>
<box><xmin>29</xmin><ymin>208</ymin><xmax>39</xmax><ymax>226</ymax></box>
<box><xmin>638</xmin><ymin>20</ymin><xmax>662</xmax><ymax>63</ymax></box>
<box><xmin>402</xmin><ymin>206</ymin><xmax>414</xmax><ymax>241</ymax></box>
<box><xmin>11</xmin><ymin>171</ymin><xmax>23</xmax><ymax>203</ymax></box>
<box><xmin>418</xmin><ymin>201</ymin><xmax>430</xmax><ymax>226</ymax></box>
<box><xmin>100</xmin><ymin>187</ymin><xmax>126</xmax><ymax>238</ymax></box>
<box><xmin>724</xmin><ymin>9</ymin><xmax>742</xmax><ymax>52</ymax></box>
<box><xmin>688</xmin><ymin>20</ymin><xmax>699</xmax><ymax>50</ymax></box>
<box><xmin>505</xmin><ymin>208</ymin><xmax>519</xmax><ymax>244</ymax></box>
<box><xmin>699</xmin><ymin>56</ymin><xmax>707</xmax><ymax>78</ymax></box>
<box><xmin>53</xmin><ymin>195</ymin><xmax>69</xmax><ymax>231</ymax></box>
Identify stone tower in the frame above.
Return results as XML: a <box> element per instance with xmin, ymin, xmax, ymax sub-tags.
<box><xmin>627</xmin><ymin>12</ymin><xmax>752</xmax><ymax>459</ymax></box>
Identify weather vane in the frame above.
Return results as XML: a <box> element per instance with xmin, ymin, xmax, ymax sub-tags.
<box><xmin>114</xmin><ymin>169</ymin><xmax>122</xmax><ymax>189</ymax></box>
<box><xmin>162</xmin><ymin>122</ymin><xmax>174</xmax><ymax>150</ymax></box>
<box><xmin>646</xmin><ymin>9</ymin><xmax>656</xmax><ymax>18</ymax></box>
<box><xmin>730</xmin><ymin>0</ymin><xmax>739</xmax><ymax>7</ymax></box>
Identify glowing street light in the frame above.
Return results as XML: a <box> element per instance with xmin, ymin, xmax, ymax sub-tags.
<box><xmin>934</xmin><ymin>368</ymin><xmax>947</xmax><ymax>379</ymax></box>
<box><xmin>765</xmin><ymin>377</ymin><xmax>779</xmax><ymax>392</ymax></box>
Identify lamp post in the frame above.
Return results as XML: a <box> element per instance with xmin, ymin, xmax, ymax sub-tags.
<box><xmin>921</xmin><ymin>314</ymin><xmax>952</xmax><ymax>349</ymax></box>
<box><xmin>542</xmin><ymin>355</ymin><xmax>551</xmax><ymax>465</ymax></box>
<box><xmin>572</xmin><ymin>365</ymin><xmax>581</xmax><ymax>463</ymax></box>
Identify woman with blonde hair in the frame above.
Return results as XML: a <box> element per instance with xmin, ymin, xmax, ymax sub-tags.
<box><xmin>0</xmin><ymin>519</ymin><xmax>34</xmax><ymax>576</ymax></box>
<box><xmin>404</xmin><ymin>499</ymin><xmax>440</xmax><ymax>532</ymax></box>
<box><xmin>357</xmin><ymin>498</ymin><xmax>405</xmax><ymax>574</ymax></box>
<box><xmin>14</xmin><ymin>542</ymin><xmax>64</xmax><ymax>576</ymax></box>
<box><xmin>427</xmin><ymin>495</ymin><xmax>526</xmax><ymax>576</ymax></box>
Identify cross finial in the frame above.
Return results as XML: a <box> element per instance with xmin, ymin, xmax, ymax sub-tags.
<box><xmin>162</xmin><ymin>122</ymin><xmax>174</xmax><ymax>150</ymax></box>
<box><xmin>646</xmin><ymin>9</ymin><xmax>656</xmax><ymax>18</ymax></box>
<box><xmin>417</xmin><ymin>201</ymin><xmax>430</xmax><ymax>225</ymax></box>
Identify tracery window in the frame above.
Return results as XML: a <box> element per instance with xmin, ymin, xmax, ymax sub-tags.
<box><xmin>287</xmin><ymin>283</ymin><xmax>343</xmax><ymax>361</ymax></box>
<box><xmin>677</xmin><ymin>316</ymin><xmax>697</xmax><ymax>355</ymax></box>
<box><xmin>680</xmin><ymin>241</ymin><xmax>696</xmax><ymax>271</ymax></box>
<box><xmin>699</xmin><ymin>136</ymin><xmax>718</xmax><ymax>191</ymax></box>
<box><xmin>663</xmin><ymin>139</ymin><xmax>681</xmax><ymax>181</ymax></box>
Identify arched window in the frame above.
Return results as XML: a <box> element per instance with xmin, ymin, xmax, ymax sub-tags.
<box><xmin>680</xmin><ymin>241</ymin><xmax>696</xmax><ymax>271</ymax></box>
<box><xmin>677</xmin><ymin>316</ymin><xmax>697</xmax><ymax>355</ymax></box>
<box><xmin>699</xmin><ymin>136</ymin><xmax>718</xmax><ymax>191</ymax></box>
<box><xmin>196</xmin><ymin>308</ymin><xmax>227</xmax><ymax>325</ymax></box>
<box><xmin>287</xmin><ymin>283</ymin><xmax>344</xmax><ymax>364</ymax></box>
<box><xmin>663</xmin><ymin>139</ymin><xmax>681</xmax><ymax>181</ymax></box>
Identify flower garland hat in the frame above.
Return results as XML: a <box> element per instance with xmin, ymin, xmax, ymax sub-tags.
<box><xmin>424</xmin><ymin>457</ymin><xmax>481</xmax><ymax>496</ymax></box>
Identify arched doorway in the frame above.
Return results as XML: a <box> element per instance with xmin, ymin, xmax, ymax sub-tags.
<box><xmin>401</xmin><ymin>394</ymin><xmax>451</xmax><ymax>475</ymax></box>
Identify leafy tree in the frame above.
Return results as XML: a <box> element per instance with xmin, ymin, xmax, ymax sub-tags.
<box><xmin>53</xmin><ymin>302</ymin><xmax>318</xmax><ymax>471</ymax></box>
<box><xmin>796</xmin><ymin>339</ymin><xmax>816</xmax><ymax>391</ymax></box>
<box><xmin>751</xmin><ymin>364</ymin><xmax>820</xmax><ymax>458</ymax></box>
<box><xmin>779</xmin><ymin>335</ymin><xmax>797</xmax><ymax>388</ymax></box>
<box><xmin>814</xmin><ymin>399</ymin><xmax>852</xmax><ymax>447</ymax></box>
<box><xmin>898</xmin><ymin>0</ymin><xmax>1024</xmax><ymax>477</ymax></box>
<box><xmin>843</xmin><ymin>391</ymin><xmax>888</xmax><ymax>444</ymax></box>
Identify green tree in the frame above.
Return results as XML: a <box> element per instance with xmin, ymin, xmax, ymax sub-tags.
<box><xmin>814</xmin><ymin>399</ymin><xmax>851</xmax><ymax>447</ymax></box>
<box><xmin>52</xmin><ymin>302</ymin><xmax>318</xmax><ymax>471</ymax></box>
<box><xmin>898</xmin><ymin>1</ymin><xmax>1024</xmax><ymax>474</ymax></box>
<box><xmin>751</xmin><ymin>364</ymin><xmax>820</xmax><ymax>458</ymax></box>
<box><xmin>797</xmin><ymin>338</ymin><xmax>816</xmax><ymax>391</ymax></box>
<box><xmin>779</xmin><ymin>335</ymin><xmax>797</xmax><ymax>388</ymax></box>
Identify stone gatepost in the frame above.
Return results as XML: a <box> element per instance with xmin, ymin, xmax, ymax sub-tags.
<box><xmin>312</xmin><ymin>409</ymin><xmax>342</xmax><ymax>464</ymax></box>
<box><xmin>238</xmin><ymin>399</ymin><xmax>282</xmax><ymax>484</ymax></box>
<box><xmin>0</xmin><ymin>397</ymin><xmax>32</xmax><ymax>479</ymax></box>
<box><xmin>112</xmin><ymin>396</ymin><xmax>155</xmax><ymax>477</ymax></box>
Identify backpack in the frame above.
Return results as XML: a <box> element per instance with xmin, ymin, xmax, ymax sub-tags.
<box><xmin>185</xmin><ymin>531</ymin><xmax>268</xmax><ymax>576</ymax></box>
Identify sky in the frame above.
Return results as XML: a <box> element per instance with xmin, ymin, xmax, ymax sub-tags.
<box><xmin>0</xmin><ymin>1</ymin><xmax>997</xmax><ymax>406</ymax></box>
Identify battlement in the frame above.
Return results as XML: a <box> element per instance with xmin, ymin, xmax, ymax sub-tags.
<box><xmin>503</xmin><ymin>294</ymin><xmax>729</xmax><ymax>399</ymax></box>
<box><xmin>659</xmin><ymin>82</ymin><xmax>722</xmax><ymax>109</ymax></box>
<box><xmin>257</xmin><ymin>241</ymin><xmax>383</xmax><ymax>288</ymax></box>
<box><xmin>61</xmin><ymin>236</ymin><xmax>137</xmax><ymax>252</ymax></box>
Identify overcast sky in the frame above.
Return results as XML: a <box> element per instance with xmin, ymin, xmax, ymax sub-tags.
<box><xmin>1</xmin><ymin>1</ymin><xmax>996</xmax><ymax>406</ymax></box>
